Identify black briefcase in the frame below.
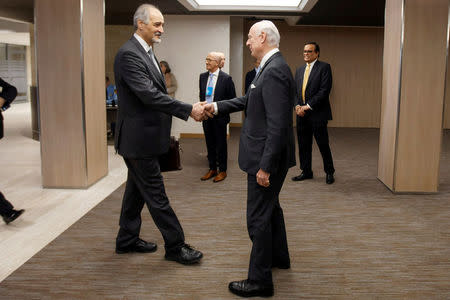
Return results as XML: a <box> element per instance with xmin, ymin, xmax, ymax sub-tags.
<box><xmin>159</xmin><ymin>136</ymin><xmax>182</xmax><ymax>172</ymax></box>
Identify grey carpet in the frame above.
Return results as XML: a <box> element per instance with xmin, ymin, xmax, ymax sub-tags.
<box><xmin>1</xmin><ymin>128</ymin><xmax>449</xmax><ymax>299</ymax></box>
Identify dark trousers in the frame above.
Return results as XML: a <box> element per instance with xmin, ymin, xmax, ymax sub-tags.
<box><xmin>202</xmin><ymin>118</ymin><xmax>228</xmax><ymax>172</ymax></box>
<box><xmin>0</xmin><ymin>191</ymin><xmax>14</xmax><ymax>217</ymax></box>
<box><xmin>247</xmin><ymin>168</ymin><xmax>290</xmax><ymax>284</ymax></box>
<box><xmin>116</xmin><ymin>157</ymin><xmax>185</xmax><ymax>252</ymax></box>
<box><xmin>297</xmin><ymin>116</ymin><xmax>335</xmax><ymax>174</ymax></box>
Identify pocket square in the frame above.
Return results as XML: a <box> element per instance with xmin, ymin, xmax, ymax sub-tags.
<box><xmin>250</xmin><ymin>84</ymin><xmax>256</xmax><ymax>89</ymax></box>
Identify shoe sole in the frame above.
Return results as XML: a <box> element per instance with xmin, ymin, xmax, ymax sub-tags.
<box><xmin>164</xmin><ymin>254</ymin><xmax>203</xmax><ymax>265</ymax></box>
<box><xmin>116</xmin><ymin>246</ymin><xmax>157</xmax><ymax>254</ymax></box>
<box><xmin>229</xmin><ymin>288</ymin><xmax>274</xmax><ymax>298</ymax></box>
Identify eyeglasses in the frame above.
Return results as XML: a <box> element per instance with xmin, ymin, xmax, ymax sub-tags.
<box><xmin>205</xmin><ymin>58</ymin><xmax>217</xmax><ymax>62</ymax></box>
<box><xmin>303</xmin><ymin>50</ymin><xmax>314</xmax><ymax>53</ymax></box>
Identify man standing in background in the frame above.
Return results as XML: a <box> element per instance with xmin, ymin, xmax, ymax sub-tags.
<box><xmin>292</xmin><ymin>42</ymin><xmax>335</xmax><ymax>184</ymax></box>
<box><xmin>199</xmin><ymin>52</ymin><xmax>236</xmax><ymax>183</ymax></box>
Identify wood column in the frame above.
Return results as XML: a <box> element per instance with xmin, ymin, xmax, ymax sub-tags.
<box><xmin>35</xmin><ymin>0</ymin><xmax>107</xmax><ymax>188</ymax></box>
<box><xmin>378</xmin><ymin>0</ymin><xmax>449</xmax><ymax>193</ymax></box>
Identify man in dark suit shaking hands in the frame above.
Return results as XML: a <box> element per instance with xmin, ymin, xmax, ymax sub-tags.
<box><xmin>199</xmin><ymin>52</ymin><xmax>236</xmax><ymax>183</ymax></box>
<box><xmin>205</xmin><ymin>20</ymin><xmax>296</xmax><ymax>298</ymax></box>
<box><xmin>292</xmin><ymin>42</ymin><xmax>335</xmax><ymax>184</ymax></box>
<box><xmin>113</xmin><ymin>4</ymin><xmax>204</xmax><ymax>264</ymax></box>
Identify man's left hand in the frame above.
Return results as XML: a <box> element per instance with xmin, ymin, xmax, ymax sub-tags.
<box><xmin>256</xmin><ymin>169</ymin><xmax>270</xmax><ymax>187</ymax></box>
<box><xmin>0</xmin><ymin>97</ymin><xmax>5</xmax><ymax>108</ymax></box>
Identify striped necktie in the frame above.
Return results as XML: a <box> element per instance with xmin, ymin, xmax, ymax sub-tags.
<box><xmin>206</xmin><ymin>73</ymin><xmax>214</xmax><ymax>103</ymax></box>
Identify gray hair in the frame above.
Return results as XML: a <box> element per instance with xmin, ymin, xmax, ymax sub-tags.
<box><xmin>133</xmin><ymin>4</ymin><xmax>158</xmax><ymax>30</ymax></box>
<box><xmin>253</xmin><ymin>20</ymin><xmax>280</xmax><ymax>47</ymax></box>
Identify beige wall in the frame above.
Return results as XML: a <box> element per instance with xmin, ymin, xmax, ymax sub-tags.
<box><xmin>105</xmin><ymin>18</ymin><xmax>450</xmax><ymax>131</ymax></box>
<box><xmin>244</xmin><ymin>21</ymin><xmax>385</xmax><ymax>128</ymax></box>
<box><xmin>105</xmin><ymin>15</ymin><xmax>230</xmax><ymax>137</ymax></box>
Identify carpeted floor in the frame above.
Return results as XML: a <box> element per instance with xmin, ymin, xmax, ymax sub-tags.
<box><xmin>1</xmin><ymin>128</ymin><xmax>449</xmax><ymax>299</ymax></box>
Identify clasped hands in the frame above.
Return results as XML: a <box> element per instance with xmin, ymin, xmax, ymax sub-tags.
<box><xmin>190</xmin><ymin>102</ymin><xmax>216</xmax><ymax>122</ymax></box>
<box><xmin>295</xmin><ymin>104</ymin><xmax>310</xmax><ymax>117</ymax></box>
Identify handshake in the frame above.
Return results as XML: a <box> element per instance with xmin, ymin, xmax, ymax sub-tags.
<box><xmin>189</xmin><ymin>102</ymin><xmax>216</xmax><ymax>122</ymax></box>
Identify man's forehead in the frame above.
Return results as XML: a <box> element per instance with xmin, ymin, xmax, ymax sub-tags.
<box><xmin>150</xmin><ymin>9</ymin><xmax>164</xmax><ymax>22</ymax></box>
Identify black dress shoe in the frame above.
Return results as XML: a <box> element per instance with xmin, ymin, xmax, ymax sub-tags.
<box><xmin>326</xmin><ymin>173</ymin><xmax>335</xmax><ymax>184</ymax></box>
<box><xmin>116</xmin><ymin>238</ymin><xmax>157</xmax><ymax>254</ymax></box>
<box><xmin>165</xmin><ymin>244</ymin><xmax>203</xmax><ymax>265</ymax></box>
<box><xmin>291</xmin><ymin>172</ymin><xmax>313</xmax><ymax>181</ymax></box>
<box><xmin>228</xmin><ymin>279</ymin><xmax>274</xmax><ymax>298</ymax></box>
<box><xmin>3</xmin><ymin>209</ymin><xmax>25</xmax><ymax>224</ymax></box>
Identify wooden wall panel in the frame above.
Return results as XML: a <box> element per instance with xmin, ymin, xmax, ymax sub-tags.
<box><xmin>445</xmin><ymin>56</ymin><xmax>450</xmax><ymax>129</ymax></box>
<box><xmin>395</xmin><ymin>0</ymin><xmax>448</xmax><ymax>192</ymax></box>
<box><xmin>377</xmin><ymin>0</ymin><xmax>403</xmax><ymax>190</ymax></box>
<box><xmin>82</xmin><ymin>0</ymin><xmax>107</xmax><ymax>186</ymax></box>
<box><xmin>243</xmin><ymin>21</ymin><xmax>384</xmax><ymax>128</ymax></box>
<box><xmin>36</xmin><ymin>0</ymin><xmax>87</xmax><ymax>188</ymax></box>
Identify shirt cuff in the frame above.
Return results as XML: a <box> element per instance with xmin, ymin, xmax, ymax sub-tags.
<box><xmin>213</xmin><ymin>102</ymin><xmax>218</xmax><ymax>115</ymax></box>
<box><xmin>307</xmin><ymin>104</ymin><xmax>312</xmax><ymax>110</ymax></box>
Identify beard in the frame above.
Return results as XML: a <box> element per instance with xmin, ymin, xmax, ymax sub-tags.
<box><xmin>152</xmin><ymin>34</ymin><xmax>162</xmax><ymax>44</ymax></box>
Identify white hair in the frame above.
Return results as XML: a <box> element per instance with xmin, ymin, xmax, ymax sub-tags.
<box><xmin>133</xmin><ymin>4</ymin><xmax>158</xmax><ymax>30</ymax></box>
<box><xmin>253</xmin><ymin>20</ymin><xmax>280</xmax><ymax>47</ymax></box>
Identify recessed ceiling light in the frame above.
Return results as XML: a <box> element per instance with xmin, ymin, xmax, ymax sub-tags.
<box><xmin>178</xmin><ymin>0</ymin><xmax>317</xmax><ymax>12</ymax></box>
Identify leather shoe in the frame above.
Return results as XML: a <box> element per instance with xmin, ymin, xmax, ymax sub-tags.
<box><xmin>3</xmin><ymin>209</ymin><xmax>25</xmax><ymax>224</ymax></box>
<box><xmin>326</xmin><ymin>173</ymin><xmax>335</xmax><ymax>184</ymax></box>
<box><xmin>213</xmin><ymin>171</ymin><xmax>227</xmax><ymax>182</ymax></box>
<box><xmin>229</xmin><ymin>279</ymin><xmax>274</xmax><ymax>298</ymax></box>
<box><xmin>291</xmin><ymin>171</ymin><xmax>313</xmax><ymax>181</ymax></box>
<box><xmin>116</xmin><ymin>238</ymin><xmax>157</xmax><ymax>254</ymax></box>
<box><xmin>165</xmin><ymin>244</ymin><xmax>203</xmax><ymax>265</ymax></box>
<box><xmin>201</xmin><ymin>170</ymin><xmax>217</xmax><ymax>181</ymax></box>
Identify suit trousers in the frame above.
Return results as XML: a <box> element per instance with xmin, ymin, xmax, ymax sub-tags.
<box><xmin>247</xmin><ymin>168</ymin><xmax>290</xmax><ymax>284</ymax></box>
<box><xmin>297</xmin><ymin>116</ymin><xmax>335</xmax><ymax>174</ymax></box>
<box><xmin>202</xmin><ymin>117</ymin><xmax>228</xmax><ymax>172</ymax></box>
<box><xmin>116</xmin><ymin>157</ymin><xmax>185</xmax><ymax>251</ymax></box>
<box><xmin>0</xmin><ymin>191</ymin><xmax>13</xmax><ymax>217</ymax></box>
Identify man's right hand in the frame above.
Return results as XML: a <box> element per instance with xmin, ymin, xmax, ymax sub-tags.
<box><xmin>0</xmin><ymin>97</ymin><xmax>5</xmax><ymax>108</ymax></box>
<box><xmin>190</xmin><ymin>102</ymin><xmax>207</xmax><ymax>121</ymax></box>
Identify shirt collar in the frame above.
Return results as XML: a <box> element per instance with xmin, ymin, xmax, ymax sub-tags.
<box><xmin>259</xmin><ymin>48</ymin><xmax>279</xmax><ymax>69</ymax></box>
<box><xmin>209</xmin><ymin>69</ymin><xmax>220</xmax><ymax>77</ymax></box>
<box><xmin>307</xmin><ymin>59</ymin><xmax>318</xmax><ymax>68</ymax></box>
<box><xmin>134</xmin><ymin>33</ymin><xmax>152</xmax><ymax>53</ymax></box>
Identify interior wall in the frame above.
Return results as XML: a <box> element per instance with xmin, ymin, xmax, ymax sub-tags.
<box><xmin>244</xmin><ymin>21</ymin><xmax>384</xmax><ymax>128</ymax></box>
<box><xmin>105</xmin><ymin>15</ymin><xmax>230</xmax><ymax>137</ymax></box>
<box><xmin>229</xmin><ymin>16</ymin><xmax>244</xmax><ymax>125</ymax></box>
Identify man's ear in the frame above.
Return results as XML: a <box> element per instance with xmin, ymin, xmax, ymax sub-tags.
<box><xmin>260</xmin><ymin>32</ymin><xmax>267</xmax><ymax>44</ymax></box>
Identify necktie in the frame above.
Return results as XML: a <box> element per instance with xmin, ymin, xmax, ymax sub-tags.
<box><xmin>206</xmin><ymin>73</ymin><xmax>214</xmax><ymax>103</ymax></box>
<box><xmin>302</xmin><ymin>63</ymin><xmax>311</xmax><ymax>104</ymax></box>
<box><xmin>147</xmin><ymin>48</ymin><xmax>162</xmax><ymax>76</ymax></box>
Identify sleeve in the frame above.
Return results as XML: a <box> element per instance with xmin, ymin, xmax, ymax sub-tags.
<box><xmin>166</xmin><ymin>73</ymin><xmax>177</xmax><ymax>95</ymax></box>
<box><xmin>307</xmin><ymin>63</ymin><xmax>332</xmax><ymax>110</ymax></box>
<box><xmin>0</xmin><ymin>78</ymin><xmax>18</xmax><ymax>110</ymax></box>
<box><xmin>119</xmin><ymin>50</ymin><xmax>191</xmax><ymax>121</ymax></box>
<box><xmin>259</xmin><ymin>67</ymin><xmax>293</xmax><ymax>173</ymax></box>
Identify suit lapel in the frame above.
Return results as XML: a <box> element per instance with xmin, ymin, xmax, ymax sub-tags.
<box><xmin>305</xmin><ymin>61</ymin><xmax>320</xmax><ymax>91</ymax></box>
<box><xmin>253</xmin><ymin>52</ymin><xmax>280</xmax><ymax>84</ymax></box>
<box><xmin>214</xmin><ymin>71</ymin><xmax>224</xmax><ymax>101</ymax></box>
<box><xmin>130</xmin><ymin>37</ymin><xmax>166</xmax><ymax>91</ymax></box>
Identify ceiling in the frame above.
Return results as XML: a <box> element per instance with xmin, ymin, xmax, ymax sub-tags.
<box><xmin>0</xmin><ymin>0</ymin><xmax>385</xmax><ymax>27</ymax></box>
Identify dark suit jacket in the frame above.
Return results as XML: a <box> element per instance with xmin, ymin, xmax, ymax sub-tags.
<box><xmin>114</xmin><ymin>36</ymin><xmax>192</xmax><ymax>158</ymax></box>
<box><xmin>244</xmin><ymin>68</ymin><xmax>256</xmax><ymax>94</ymax></box>
<box><xmin>199</xmin><ymin>70</ymin><xmax>236</xmax><ymax>123</ymax></box>
<box><xmin>295</xmin><ymin>60</ymin><xmax>333</xmax><ymax>122</ymax></box>
<box><xmin>0</xmin><ymin>78</ymin><xmax>18</xmax><ymax>140</ymax></box>
<box><xmin>217</xmin><ymin>52</ymin><xmax>296</xmax><ymax>175</ymax></box>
